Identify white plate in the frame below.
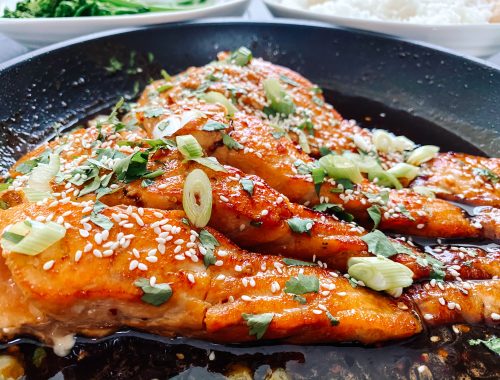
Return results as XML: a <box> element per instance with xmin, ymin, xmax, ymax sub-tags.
<box><xmin>0</xmin><ymin>0</ymin><xmax>250</xmax><ymax>49</ymax></box>
<box><xmin>264</xmin><ymin>0</ymin><xmax>500</xmax><ymax>57</ymax></box>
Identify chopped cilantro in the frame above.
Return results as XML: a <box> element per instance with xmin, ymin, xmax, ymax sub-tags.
<box><xmin>242</xmin><ymin>312</ymin><xmax>274</xmax><ymax>340</ymax></box>
<box><xmin>326</xmin><ymin>311</ymin><xmax>340</xmax><ymax>326</ymax></box>
<box><xmin>361</xmin><ymin>230</ymin><xmax>398</xmax><ymax>258</ymax></box>
<box><xmin>202</xmin><ymin>121</ymin><xmax>227</xmax><ymax>132</ymax></box>
<box><xmin>367</xmin><ymin>205</ymin><xmax>381</xmax><ymax>229</ymax></box>
<box><xmin>143</xmin><ymin>107</ymin><xmax>166</xmax><ymax>118</ymax></box>
<box><xmin>293</xmin><ymin>295</ymin><xmax>307</xmax><ymax>304</ymax></box>
<box><xmin>312</xmin><ymin>167</ymin><xmax>326</xmax><ymax>195</ymax></box>
<box><xmin>473</xmin><ymin>168</ymin><xmax>499</xmax><ymax>184</ymax></box>
<box><xmin>199</xmin><ymin>229</ymin><xmax>219</xmax><ymax>267</ymax></box>
<box><xmin>134</xmin><ymin>278</ymin><xmax>172</xmax><ymax>306</ymax></box>
<box><xmin>105</xmin><ymin>57</ymin><xmax>123</xmax><ymax>74</ymax></box>
<box><xmin>284</xmin><ymin>274</ymin><xmax>319</xmax><ymax>295</ymax></box>
<box><xmin>311</xmin><ymin>203</ymin><xmax>354</xmax><ymax>222</ymax></box>
<box><xmin>287</xmin><ymin>217</ymin><xmax>314</xmax><ymax>234</ymax></box>
<box><xmin>294</xmin><ymin>159</ymin><xmax>312</xmax><ymax>175</ymax></box>
<box><xmin>319</xmin><ymin>146</ymin><xmax>332</xmax><ymax>157</ymax></box>
<box><xmin>468</xmin><ymin>336</ymin><xmax>500</xmax><ymax>355</ymax></box>
<box><xmin>282</xmin><ymin>258</ymin><xmax>316</xmax><ymax>266</ymax></box>
<box><xmin>397</xmin><ymin>204</ymin><xmax>415</xmax><ymax>221</ymax></box>
<box><xmin>222</xmin><ymin>133</ymin><xmax>243</xmax><ymax>150</ymax></box>
<box><xmin>240</xmin><ymin>178</ymin><xmax>254</xmax><ymax>196</ymax></box>
<box><xmin>90</xmin><ymin>200</ymin><xmax>113</xmax><ymax>230</ymax></box>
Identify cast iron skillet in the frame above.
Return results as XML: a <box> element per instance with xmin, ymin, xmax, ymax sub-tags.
<box><xmin>0</xmin><ymin>20</ymin><xmax>499</xmax><ymax>379</ymax></box>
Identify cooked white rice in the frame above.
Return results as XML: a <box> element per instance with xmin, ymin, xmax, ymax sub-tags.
<box><xmin>282</xmin><ymin>0</ymin><xmax>496</xmax><ymax>25</ymax></box>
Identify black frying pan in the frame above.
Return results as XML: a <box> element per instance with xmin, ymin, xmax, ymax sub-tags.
<box><xmin>0</xmin><ymin>20</ymin><xmax>499</xmax><ymax>379</ymax></box>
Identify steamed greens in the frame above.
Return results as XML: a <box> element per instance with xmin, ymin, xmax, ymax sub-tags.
<box><xmin>2</xmin><ymin>0</ymin><xmax>212</xmax><ymax>18</ymax></box>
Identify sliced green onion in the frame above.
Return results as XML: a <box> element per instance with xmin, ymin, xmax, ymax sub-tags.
<box><xmin>23</xmin><ymin>188</ymin><xmax>52</xmax><ymax>202</ymax></box>
<box><xmin>372</xmin><ymin>130</ymin><xmax>394</xmax><ymax>153</ymax></box>
<box><xmin>347</xmin><ymin>256</ymin><xmax>413</xmax><ymax>292</ymax></box>
<box><xmin>192</xmin><ymin>157</ymin><xmax>227</xmax><ymax>172</ymax></box>
<box><xmin>263</xmin><ymin>77</ymin><xmax>296</xmax><ymax>116</ymax></box>
<box><xmin>152</xmin><ymin>116</ymin><xmax>180</xmax><ymax>139</ymax></box>
<box><xmin>1</xmin><ymin>220</ymin><xmax>66</xmax><ymax>256</ymax></box>
<box><xmin>295</xmin><ymin>128</ymin><xmax>311</xmax><ymax>154</ymax></box>
<box><xmin>393</xmin><ymin>136</ymin><xmax>415</xmax><ymax>152</ymax></box>
<box><xmin>318</xmin><ymin>155</ymin><xmax>363</xmax><ymax>184</ymax></box>
<box><xmin>183</xmin><ymin>169</ymin><xmax>212</xmax><ymax>228</ymax></box>
<box><xmin>368</xmin><ymin>169</ymin><xmax>403</xmax><ymax>189</ymax></box>
<box><xmin>387</xmin><ymin>163</ymin><xmax>420</xmax><ymax>181</ymax></box>
<box><xmin>26</xmin><ymin>154</ymin><xmax>60</xmax><ymax>199</ymax></box>
<box><xmin>230</xmin><ymin>47</ymin><xmax>253</xmax><ymax>66</ymax></box>
<box><xmin>385</xmin><ymin>287</ymin><xmax>403</xmax><ymax>298</ymax></box>
<box><xmin>353</xmin><ymin>135</ymin><xmax>372</xmax><ymax>152</ymax></box>
<box><xmin>176</xmin><ymin>135</ymin><xmax>203</xmax><ymax>160</ymax></box>
<box><xmin>406</xmin><ymin>145</ymin><xmax>439</xmax><ymax>166</ymax></box>
<box><xmin>342</xmin><ymin>152</ymin><xmax>380</xmax><ymax>173</ymax></box>
<box><xmin>200</xmin><ymin>91</ymin><xmax>238</xmax><ymax>117</ymax></box>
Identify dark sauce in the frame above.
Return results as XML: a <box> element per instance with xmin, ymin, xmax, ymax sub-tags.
<box><xmin>1</xmin><ymin>87</ymin><xmax>499</xmax><ymax>380</ymax></box>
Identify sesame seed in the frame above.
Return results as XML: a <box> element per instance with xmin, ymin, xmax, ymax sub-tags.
<box><xmin>208</xmin><ymin>351</ymin><xmax>215</xmax><ymax>361</ymax></box>
<box><xmin>103</xmin><ymin>250</ymin><xmax>114</xmax><ymax>257</ymax></box>
<box><xmin>146</xmin><ymin>256</ymin><xmax>158</xmax><ymax>263</ymax></box>
<box><xmin>79</xmin><ymin>229</ymin><xmax>90</xmax><ymax>238</ymax></box>
<box><xmin>75</xmin><ymin>250</ymin><xmax>82</xmax><ymax>262</ymax></box>
<box><xmin>337</xmin><ymin>292</ymin><xmax>347</xmax><ymax>296</ymax></box>
<box><xmin>187</xmin><ymin>274</ymin><xmax>195</xmax><ymax>283</ymax></box>
<box><xmin>123</xmin><ymin>223</ymin><xmax>134</xmax><ymax>229</ymax></box>
<box><xmin>174</xmin><ymin>246</ymin><xmax>181</xmax><ymax>254</ymax></box>
<box><xmin>491</xmin><ymin>313</ymin><xmax>500</xmax><ymax>320</ymax></box>
<box><xmin>312</xmin><ymin>309</ymin><xmax>322</xmax><ymax>315</ymax></box>
<box><xmin>241</xmin><ymin>295</ymin><xmax>251</xmax><ymax>301</ymax></box>
<box><xmin>220</xmin><ymin>195</ymin><xmax>229</xmax><ymax>202</ymax></box>
<box><xmin>416</xmin><ymin>224</ymin><xmax>425</xmax><ymax>229</ymax></box>
<box><xmin>215</xmin><ymin>260</ymin><xmax>223</xmax><ymax>266</ymax></box>
<box><xmin>424</xmin><ymin>313</ymin><xmax>434</xmax><ymax>320</ymax></box>
<box><xmin>217</xmin><ymin>274</ymin><xmax>226</xmax><ymax>281</ymax></box>
<box><xmin>84</xmin><ymin>242</ymin><xmax>93</xmax><ymax>252</ymax></box>
<box><xmin>430</xmin><ymin>336</ymin><xmax>440</xmax><ymax>342</ymax></box>
<box><xmin>150</xmin><ymin>276</ymin><xmax>156</xmax><ymax>286</ymax></box>
<box><xmin>93</xmin><ymin>249</ymin><xmax>103</xmax><ymax>258</ymax></box>
<box><xmin>138</xmin><ymin>263</ymin><xmax>148</xmax><ymax>271</ymax></box>
<box><xmin>261</xmin><ymin>210</ymin><xmax>269</xmax><ymax>216</ymax></box>
<box><xmin>43</xmin><ymin>260</ymin><xmax>55</xmax><ymax>271</ymax></box>
<box><xmin>174</xmin><ymin>254</ymin><xmax>185</xmax><ymax>261</ymax></box>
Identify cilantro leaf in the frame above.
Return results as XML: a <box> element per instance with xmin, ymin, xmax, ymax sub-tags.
<box><xmin>282</xmin><ymin>258</ymin><xmax>317</xmax><ymax>267</ymax></box>
<box><xmin>294</xmin><ymin>159</ymin><xmax>312</xmax><ymax>175</ymax></box>
<box><xmin>361</xmin><ymin>230</ymin><xmax>398</xmax><ymax>258</ymax></box>
<box><xmin>311</xmin><ymin>203</ymin><xmax>354</xmax><ymax>222</ymax></box>
<box><xmin>469</xmin><ymin>336</ymin><xmax>500</xmax><ymax>355</ymax></box>
<box><xmin>397</xmin><ymin>204</ymin><xmax>415</xmax><ymax>221</ymax></box>
<box><xmin>312</xmin><ymin>167</ymin><xmax>325</xmax><ymax>195</ymax></box>
<box><xmin>134</xmin><ymin>278</ymin><xmax>172</xmax><ymax>306</ymax></box>
<box><xmin>242</xmin><ymin>313</ymin><xmax>274</xmax><ymax>340</ymax></box>
<box><xmin>199</xmin><ymin>229</ymin><xmax>219</xmax><ymax>267</ymax></box>
<box><xmin>293</xmin><ymin>295</ymin><xmax>307</xmax><ymax>304</ymax></box>
<box><xmin>473</xmin><ymin>168</ymin><xmax>499</xmax><ymax>184</ymax></box>
<box><xmin>115</xmin><ymin>151</ymin><xmax>149</xmax><ymax>182</ymax></box>
<box><xmin>143</xmin><ymin>107</ymin><xmax>167</xmax><ymax>118</ymax></box>
<box><xmin>367</xmin><ymin>205</ymin><xmax>381</xmax><ymax>230</ymax></box>
<box><xmin>202</xmin><ymin>121</ymin><xmax>227</xmax><ymax>132</ymax></box>
<box><xmin>284</xmin><ymin>274</ymin><xmax>319</xmax><ymax>295</ymax></box>
<box><xmin>326</xmin><ymin>311</ymin><xmax>340</xmax><ymax>326</ymax></box>
<box><xmin>363</xmin><ymin>190</ymin><xmax>389</xmax><ymax>205</ymax></box>
<box><xmin>319</xmin><ymin>147</ymin><xmax>332</xmax><ymax>157</ymax></box>
<box><xmin>222</xmin><ymin>133</ymin><xmax>243</xmax><ymax>150</ymax></box>
<box><xmin>90</xmin><ymin>200</ymin><xmax>113</xmax><ymax>230</ymax></box>
<box><xmin>240</xmin><ymin>178</ymin><xmax>254</xmax><ymax>196</ymax></box>
<box><xmin>287</xmin><ymin>217</ymin><xmax>314</xmax><ymax>234</ymax></box>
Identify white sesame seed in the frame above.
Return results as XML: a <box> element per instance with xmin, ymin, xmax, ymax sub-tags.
<box><xmin>261</xmin><ymin>209</ymin><xmax>269</xmax><ymax>216</ymax></box>
<box><xmin>217</xmin><ymin>274</ymin><xmax>226</xmax><ymax>281</ymax></box>
<box><xmin>137</xmin><ymin>263</ymin><xmax>148</xmax><ymax>271</ymax></box>
<box><xmin>79</xmin><ymin>229</ymin><xmax>90</xmax><ymax>238</ymax></box>
<box><xmin>123</xmin><ymin>223</ymin><xmax>134</xmax><ymax>229</ymax></box>
<box><xmin>220</xmin><ymin>195</ymin><xmax>229</xmax><ymax>203</ymax></box>
<box><xmin>208</xmin><ymin>351</ymin><xmax>215</xmax><ymax>361</ymax></box>
<box><xmin>337</xmin><ymin>292</ymin><xmax>347</xmax><ymax>296</ymax></box>
<box><xmin>84</xmin><ymin>242</ymin><xmax>93</xmax><ymax>252</ymax></box>
<box><xmin>93</xmin><ymin>249</ymin><xmax>103</xmax><ymax>258</ymax></box>
<box><xmin>187</xmin><ymin>273</ymin><xmax>195</xmax><ymax>283</ymax></box>
<box><xmin>235</xmin><ymin>265</ymin><xmax>242</xmax><ymax>272</ymax></box>
<box><xmin>312</xmin><ymin>309</ymin><xmax>322</xmax><ymax>315</ymax></box>
<box><xmin>215</xmin><ymin>260</ymin><xmax>223</xmax><ymax>266</ymax></box>
<box><xmin>150</xmin><ymin>276</ymin><xmax>156</xmax><ymax>286</ymax></box>
<box><xmin>424</xmin><ymin>313</ymin><xmax>434</xmax><ymax>320</ymax></box>
<box><xmin>491</xmin><ymin>313</ymin><xmax>500</xmax><ymax>321</ymax></box>
<box><xmin>146</xmin><ymin>256</ymin><xmax>158</xmax><ymax>263</ymax></box>
<box><xmin>174</xmin><ymin>254</ymin><xmax>185</xmax><ymax>261</ymax></box>
<box><xmin>43</xmin><ymin>260</ymin><xmax>55</xmax><ymax>271</ymax></box>
<box><xmin>75</xmin><ymin>250</ymin><xmax>82</xmax><ymax>262</ymax></box>
<box><xmin>103</xmin><ymin>250</ymin><xmax>113</xmax><ymax>257</ymax></box>
<box><xmin>416</xmin><ymin>224</ymin><xmax>425</xmax><ymax>229</ymax></box>
<box><xmin>241</xmin><ymin>295</ymin><xmax>251</xmax><ymax>301</ymax></box>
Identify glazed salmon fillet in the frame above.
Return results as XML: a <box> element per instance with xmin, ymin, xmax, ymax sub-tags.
<box><xmin>135</xmin><ymin>52</ymin><xmax>500</xmax><ymax>209</ymax></box>
<box><xmin>132</xmin><ymin>98</ymin><xmax>494</xmax><ymax>239</ymax></box>
<box><xmin>0</xmin><ymin>203</ymin><xmax>422</xmax><ymax>344</ymax></box>
<box><xmin>5</xmin><ymin>125</ymin><xmax>497</xmax><ymax>282</ymax></box>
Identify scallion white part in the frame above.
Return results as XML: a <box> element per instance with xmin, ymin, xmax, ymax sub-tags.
<box><xmin>342</xmin><ymin>152</ymin><xmax>380</xmax><ymax>173</ymax></box>
<box><xmin>353</xmin><ymin>135</ymin><xmax>372</xmax><ymax>152</ymax></box>
<box><xmin>368</xmin><ymin>168</ymin><xmax>403</xmax><ymax>189</ymax></box>
<box><xmin>295</xmin><ymin>128</ymin><xmax>311</xmax><ymax>154</ymax></box>
<box><xmin>1</xmin><ymin>219</ymin><xmax>66</xmax><ymax>256</ymax></box>
<box><xmin>406</xmin><ymin>145</ymin><xmax>439</xmax><ymax>166</ymax></box>
<box><xmin>393</xmin><ymin>136</ymin><xmax>415</xmax><ymax>152</ymax></box>
<box><xmin>318</xmin><ymin>154</ymin><xmax>363</xmax><ymax>184</ymax></box>
<box><xmin>200</xmin><ymin>91</ymin><xmax>238</xmax><ymax>117</ymax></box>
<box><xmin>26</xmin><ymin>154</ymin><xmax>60</xmax><ymax>200</ymax></box>
<box><xmin>263</xmin><ymin>77</ymin><xmax>295</xmax><ymax>116</ymax></box>
<box><xmin>347</xmin><ymin>256</ymin><xmax>413</xmax><ymax>292</ymax></box>
<box><xmin>183</xmin><ymin>169</ymin><xmax>213</xmax><ymax>228</ymax></box>
<box><xmin>152</xmin><ymin>116</ymin><xmax>181</xmax><ymax>139</ymax></box>
<box><xmin>372</xmin><ymin>130</ymin><xmax>394</xmax><ymax>153</ymax></box>
<box><xmin>387</xmin><ymin>163</ymin><xmax>420</xmax><ymax>181</ymax></box>
<box><xmin>176</xmin><ymin>135</ymin><xmax>203</xmax><ymax>160</ymax></box>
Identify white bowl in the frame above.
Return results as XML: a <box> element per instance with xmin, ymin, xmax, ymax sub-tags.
<box><xmin>0</xmin><ymin>0</ymin><xmax>250</xmax><ymax>49</ymax></box>
<box><xmin>264</xmin><ymin>0</ymin><xmax>500</xmax><ymax>57</ymax></box>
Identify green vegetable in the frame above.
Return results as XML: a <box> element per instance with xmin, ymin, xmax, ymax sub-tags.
<box><xmin>90</xmin><ymin>200</ymin><xmax>114</xmax><ymax>230</ymax></box>
<box><xmin>221</xmin><ymin>133</ymin><xmax>243</xmax><ymax>150</ymax></box>
<box><xmin>318</xmin><ymin>154</ymin><xmax>364</xmax><ymax>184</ymax></box>
<box><xmin>473</xmin><ymin>168</ymin><xmax>499</xmax><ymax>184</ymax></box>
<box><xmin>200</xmin><ymin>91</ymin><xmax>238</xmax><ymax>116</ymax></box>
<box><xmin>326</xmin><ymin>311</ymin><xmax>340</xmax><ymax>326</ymax></box>
<box><xmin>134</xmin><ymin>278</ymin><xmax>172</xmax><ymax>307</ymax></box>
<box><xmin>347</xmin><ymin>256</ymin><xmax>414</xmax><ymax>292</ymax></box>
<box><xmin>468</xmin><ymin>336</ymin><xmax>500</xmax><ymax>355</ymax></box>
<box><xmin>199</xmin><ymin>229</ymin><xmax>219</xmax><ymax>267</ymax></box>
<box><xmin>311</xmin><ymin>203</ymin><xmax>354</xmax><ymax>223</ymax></box>
<box><xmin>361</xmin><ymin>229</ymin><xmax>399</xmax><ymax>258</ymax></box>
<box><xmin>286</xmin><ymin>217</ymin><xmax>314</xmax><ymax>234</ymax></box>
<box><xmin>32</xmin><ymin>347</ymin><xmax>47</xmax><ymax>368</ymax></box>
<box><xmin>240</xmin><ymin>178</ymin><xmax>254</xmax><ymax>196</ymax></box>
<box><xmin>1</xmin><ymin>220</ymin><xmax>66</xmax><ymax>256</ymax></box>
<box><xmin>183</xmin><ymin>169</ymin><xmax>213</xmax><ymax>228</ymax></box>
<box><xmin>367</xmin><ymin>205</ymin><xmax>381</xmax><ymax>229</ymax></box>
<box><xmin>311</xmin><ymin>167</ymin><xmax>325</xmax><ymax>194</ymax></box>
<box><xmin>284</xmin><ymin>274</ymin><xmax>319</xmax><ymax>295</ymax></box>
<box><xmin>3</xmin><ymin>0</ymin><xmax>213</xmax><ymax>18</ymax></box>
<box><xmin>229</xmin><ymin>47</ymin><xmax>253</xmax><ymax>66</ymax></box>
<box><xmin>242</xmin><ymin>313</ymin><xmax>274</xmax><ymax>340</ymax></box>
<box><xmin>406</xmin><ymin>145</ymin><xmax>439</xmax><ymax>166</ymax></box>
<box><xmin>282</xmin><ymin>258</ymin><xmax>316</xmax><ymax>267</ymax></box>
<box><xmin>202</xmin><ymin>121</ymin><xmax>227</xmax><ymax>131</ymax></box>
<box><xmin>263</xmin><ymin>77</ymin><xmax>296</xmax><ymax>116</ymax></box>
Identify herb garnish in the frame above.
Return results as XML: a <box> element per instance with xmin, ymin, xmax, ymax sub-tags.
<box><xmin>284</xmin><ymin>274</ymin><xmax>319</xmax><ymax>295</ymax></box>
<box><xmin>134</xmin><ymin>278</ymin><xmax>173</xmax><ymax>307</ymax></box>
<box><xmin>286</xmin><ymin>217</ymin><xmax>314</xmax><ymax>234</ymax></box>
<box><xmin>199</xmin><ymin>229</ymin><xmax>219</xmax><ymax>267</ymax></box>
<box><xmin>468</xmin><ymin>336</ymin><xmax>500</xmax><ymax>355</ymax></box>
<box><xmin>242</xmin><ymin>313</ymin><xmax>274</xmax><ymax>340</ymax></box>
<box><xmin>222</xmin><ymin>133</ymin><xmax>243</xmax><ymax>150</ymax></box>
<box><xmin>90</xmin><ymin>200</ymin><xmax>113</xmax><ymax>230</ymax></box>
<box><xmin>282</xmin><ymin>258</ymin><xmax>317</xmax><ymax>267</ymax></box>
<box><xmin>240</xmin><ymin>178</ymin><xmax>254</xmax><ymax>196</ymax></box>
<box><xmin>326</xmin><ymin>311</ymin><xmax>340</xmax><ymax>326</ymax></box>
